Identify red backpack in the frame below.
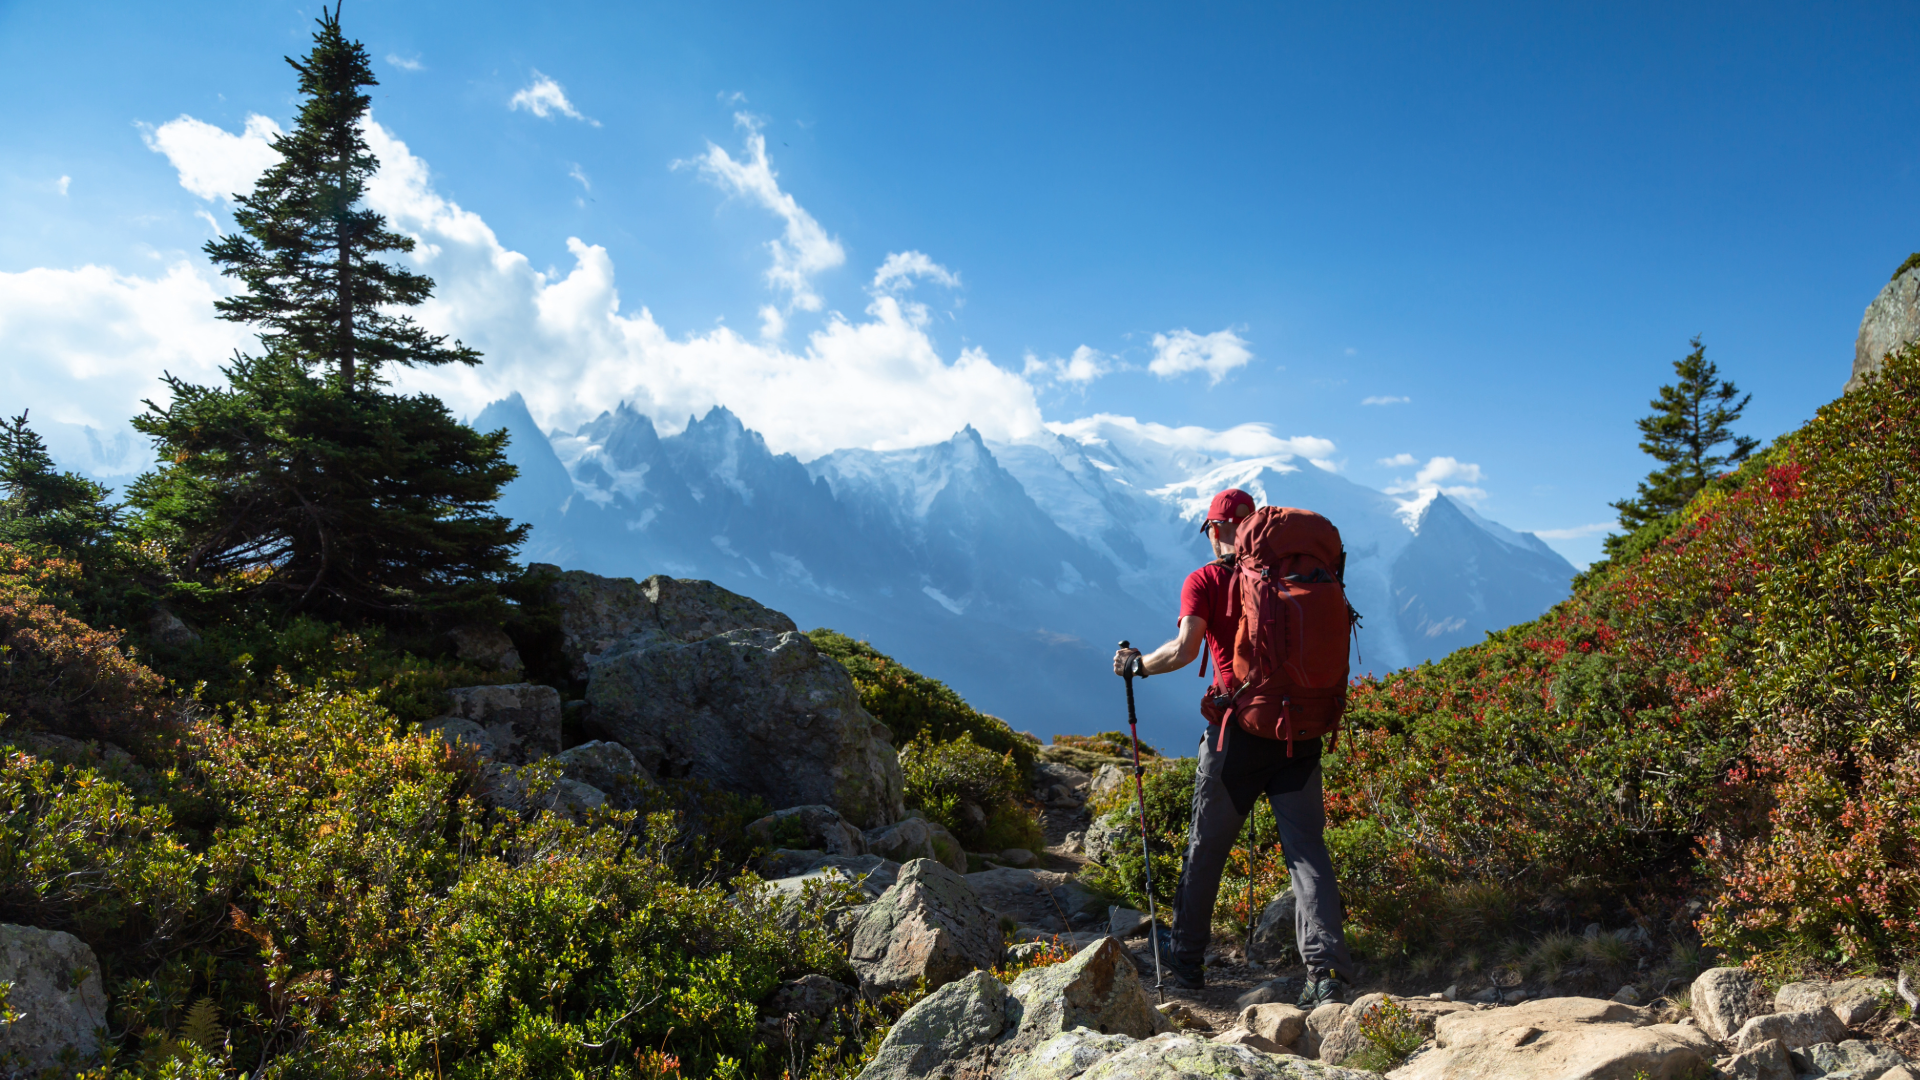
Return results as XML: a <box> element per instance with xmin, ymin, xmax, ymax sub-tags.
<box><xmin>1201</xmin><ymin>506</ymin><xmax>1355</xmax><ymax>753</ymax></box>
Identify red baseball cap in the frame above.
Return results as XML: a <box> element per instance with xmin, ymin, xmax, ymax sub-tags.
<box><xmin>1201</xmin><ymin>488</ymin><xmax>1256</xmax><ymax>532</ymax></box>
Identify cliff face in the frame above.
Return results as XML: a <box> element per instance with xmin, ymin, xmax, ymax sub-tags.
<box><xmin>1850</xmin><ymin>262</ymin><xmax>1920</xmax><ymax>392</ymax></box>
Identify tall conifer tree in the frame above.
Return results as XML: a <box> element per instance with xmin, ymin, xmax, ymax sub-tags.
<box><xmin>131</xmin><ymin>7</ymin><xmax>523</xmax><ymax>620</ymax></box>
<box><xmin>1608</xmin><ymin>336</ymin><xmax>1759</xmax><ymax>545</ymax></box>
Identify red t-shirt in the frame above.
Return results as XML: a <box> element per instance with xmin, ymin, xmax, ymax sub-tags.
<box><xmin>1179</xmin><ymin>560</ymin><xmax>1238</xmax><ymax>691</ymax></box>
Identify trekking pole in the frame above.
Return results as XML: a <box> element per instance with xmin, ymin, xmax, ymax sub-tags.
<box><xmin>1117</xmin><ymin>641</ymin><xmax>1165</xmax><ymax>1002</ymax></box>
<box><xmin>1243</xmin><ymin>808</ymin><xmax>1258</xmax><ymax>960</ymax></box>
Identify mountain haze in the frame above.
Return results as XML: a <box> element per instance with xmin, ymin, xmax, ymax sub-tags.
<box><xmin>476</xmin><ymin>395</ymin><xmax>1577</xmax><ymax>748</ymax></box>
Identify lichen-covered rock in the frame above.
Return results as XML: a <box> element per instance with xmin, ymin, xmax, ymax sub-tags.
<box><xmin>1851</xmin><ymin>266</ymin><xmax>1920</xmax><ymax>392</ymax></box>
<box><xmin>865</xmin><ymin>816</ymin><xmax>968</xmax><ymax>873</ymax></box>
<box><xmin>855</xmin><ymin>970</ymin><xmax>1011</xmax><ymax>1080</ymax></box>
<box><xmin>1002</xmin><ymin>938</ymin><xmax>1173</xmax><ymax>1056</ymax></box>
<box><xmin>1249</xmin><ymin>890</ymin><xmax>1299</xmax><ymax>964</ymax></box>
<box><xmin>1730</xmin><ymin>1008</ymin><xmax>1847</xmax><ymax>1053</ymax></box>
<box><xmin>1081</xmin><ymin>1032</ymin><xmax>1378</xmax><ymax>1079</ymax></box>
<box><xmin>1001</xmin><ymin>1029</ymin><xmax>1140</xmax><ymax>1080</ymax></box>
<box><xmin>751</xmin><ymin>805</ymin><xmax>867</xmax><ymax>857</ymax></box>
<box><xmin>1033</xmin><ymin>762</ymin><xmax>1092</xmax><ymax>806</ymax></box>
<box><xmin>1081</xmin><ymin>811</ymin><xmax>1133</xmax><ymax>864</ymax></box>
<box><xmin>1793</xmin><ymin>1039</ymin><xmax>1910</xmax><ymax>1079</ymax></box>
<box><xmin>0</xmin><ymin>923</ymin><xmax>107</xmax><ymax>1073</ymax></box>
<box><xmin>1693</xmin><ymin>966</ymin><xmax>1768</xmax><ymax>1043</ymax></box>
<box><xmin>444</xmin><ymin>683</ymin><xmax>562</xmax><ymax>764</ymax></box>
<box><xmin>1386</xmin><ymin>997</ymin><xmax>1719</xmax><ymax>1080</ymax></box>
<box><xmin>587</xmin><ymin>628</ymin><xmax>903</xmax><ymax>828</ymax></box>
<box><xmin>540</xmin><ymin>566</ymin><xmax>797</xmax><ymax>679</ymax></box>
<box><xmin>1722</xmin><ymin>1037</ymin><xmax>1794</xmax><ymax>1080</ymax></box>
<box><xmin>551</xmin><ymin>740</ymin><xmax>652</xmax><ymax>806</ymax></box>
<box><xmin>850</xmin><ymin>859</ymin><xmax>1002</xmax><ymax>995</ymax></box>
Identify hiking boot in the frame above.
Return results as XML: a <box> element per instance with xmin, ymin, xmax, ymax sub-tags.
<box><xmin>1298</xmin><ymin>969</ymin><xmax>1346</xmax><ymax>1008</ymax></box>
<box><xmin>1144</xmin><ymin>927</ymin><xmax>1205</xmax><ymax>989</ymax></box>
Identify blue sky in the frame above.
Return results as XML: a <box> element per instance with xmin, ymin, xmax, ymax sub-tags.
<box><xmin>5</xmin><ymin>1</ymin><xmax>1918</xmax><ymax>566</ymax></box>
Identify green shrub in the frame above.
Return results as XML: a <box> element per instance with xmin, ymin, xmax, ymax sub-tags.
<box><xmin>1081</xmin><ymin>756</ymin><xmax>1194</xmax><ymax>910</ymax></box>
<box><xmin>808</xmin><ymin>630</ymin><xmax>1033</xmax><ymax>773</ymax></box>
<box><xmin>898</xmin><ymin>731</ymin><xmax>1042</xmax><ymax>852</ymax></box>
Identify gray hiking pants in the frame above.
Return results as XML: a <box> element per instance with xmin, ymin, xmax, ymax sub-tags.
<box><xmin>1170</xmin><ymin>722</ymin><xmax>1355</xmax><ymax>976</ymax></box>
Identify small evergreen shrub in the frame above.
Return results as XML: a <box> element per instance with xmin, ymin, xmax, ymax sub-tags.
<box><xmin>808</xmin><ymin>630</ymin><xmax>1033</xmax><ymax>772</ymax></box>
<box><xmin>898</xmin><ymin>731</ymin><xmax>1042</xmax><ymax>852</ymax></box>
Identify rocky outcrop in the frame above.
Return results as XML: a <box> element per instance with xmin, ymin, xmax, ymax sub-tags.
<box><xmin>1081</xmin><ymin>811</ymin><xmax>1134</xmax><ymax>864</ymax></box>
<box><xmin>750</xmin><ymin>805</ymin><xmax>868</xmax><ymax>857</ymax></box>
<box><xmin>1793</xmin><ymin>1039</ymin><xmax>1911</xmax><ymax>1078</ymax></box>
<box><xmin>540</xmin><ymin>566</ymin><xmax>797</xmax><ymax>680</ymax></box>
<box><xmin>1692</xmin><ymin>966</ymin><xmax>1768</xmax><ymax>1042</ymax></box>
<box><xmin>1001</xmin><ymin>938</ymin><xmax>1173</xmax><ymax>1056</ymax></box>
<box><xmin>849</xmin><ymin>859</ymin><xmax>1002</xmax><ymax>995</ymax></box>
<box><xmin>1385</xmin><ymin>997</ymin><xmax>1718</xmax><ymax>1080</ymax></box>
<box><xmin>1851</xmin><ymin>264</ymin><xmax>1920</xmax><ymax>392</ymax></box>
<box><xmin>0</xmin><ymin>924</ymin><xmax>107</xmax><ymax>1073</ymax></box>
<box><xmin>865</xmin><ymin>816</ymin><xmax>967</xmax><ymax>874</ymax></box>
<box><xmin>856</xmin><ymin>970</ymin><xmax>1011</xmax><ymax>1080</ymax></box>
<box><xmin>588</xmin><ymin>627</ymin><xmax>904</xmax><ymax>828</ymax></box>
<box><xmin>439</xmin><ymin>684</ymin><xmax>561</xmax><ymax>764</ymax></box>
<box><xmin>1722</xmin><ymin>1038</ymin><xmax>1793</xmax><ymax>1080</ymax></box>
<box><xmin>1033</xmin><ymin>762</ymin><xmax>1091</xmax><ymax>807</ymax></box>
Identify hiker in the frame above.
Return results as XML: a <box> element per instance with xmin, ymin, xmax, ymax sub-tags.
<box><xmin>1112</xmin><ymin>487</ymin><xmax>1358</xmax><ymax>1007</ymax></box>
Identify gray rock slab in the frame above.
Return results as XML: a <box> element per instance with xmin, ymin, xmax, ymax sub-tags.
<box><xmin>866</xmin><ymin>816</ymin><xmax>967</xmax><ymax>874</ymax></box>
<box><xmin>1001</xmin><ymin>1029</ymin><xmax>1139</xmax><ymax>1080</ymax></box>
<box><xmin>1389</xmin><ymin>997</ymin><xmax>1718</xmax><ymax>1080</ymax></box>
<box><xmin>1731</xmin><ymin>1008</ymin><xmax>1847</xmax><ymax>1053</ymax></box>
<box><xmin>551</xmin><ymin>740</ymin><xmax>652</xmax><ymax>806</ymax></box>
<box><xmin>587</xmin><ymin>628</ymin><xmax>903</xmax><ymax>828</ymax></box>
<box><xmin>1795</xmin><ymin>1039</ymin><xmax>1911</xmax><ymax>1079</ymax></box>
<box><xmin>1249</xmin><ymin>890</ymin><xmax>1299</xmax><ymax>965</ymax></box>
<box><xmin>448</xmin><ymin>623</ymin><xmax>523</xmax><ymax>673</ymax></box>
<box><xmin>967</xmin><ymin>867</ymin><xmax>1077</xmax><ymax>934</ymax></box>
<box><xmin>1723</xmin><ymin>1037</ymin><xmax>1794</xmax><ymax>1080</ymax></box>
<box><xmin>1080</xmin><ymin>1032</ymin><xmax>1378</xmax><ymax>1079</ymax></box>
<box><xmin>0</xmin><ymin>924</ymin><xmax>108</xmax><ymax>1073</ymax></box>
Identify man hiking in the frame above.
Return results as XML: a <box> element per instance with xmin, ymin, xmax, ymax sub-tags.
<box><xmin>1113</xmin><ymin>487</ymin><xmax>1358</xmax><ymax>1007</ymax></box>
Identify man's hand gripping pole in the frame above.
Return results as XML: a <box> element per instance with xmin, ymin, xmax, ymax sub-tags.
<box><xmin>1118</xmin><ymin>640</ymin><xmax>1165</xmax><ymax>1002</ymax></box>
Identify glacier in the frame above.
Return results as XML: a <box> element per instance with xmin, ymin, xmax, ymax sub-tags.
<box><xmin>477</xmin><ymin>394</ymin><xmax>1575</xmax><ymax>750</ymax></box>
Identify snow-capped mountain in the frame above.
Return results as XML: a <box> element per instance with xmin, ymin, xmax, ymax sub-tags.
<box><xmin>475</xmin><ymin>395</ymin><xmax>1576</xmax><ymax>748</ymax></box>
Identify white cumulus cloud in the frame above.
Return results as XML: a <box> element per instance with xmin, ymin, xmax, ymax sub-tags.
<box><xmin>1534</xmin><ymin>522</ymin><xmax>1614</xmax><ymax>540</ymax></box>
<box><xmin>680</xmin><ymin>114</ymin><xmax>845</xmax><ymax>318</ymax></box>
<box><xmin>1378</xmin><ymin>452</ymin><xmax>1417</xmax><ymax>467</ymax></box>
<box><xmin>1148</xmin><ymin>327</ymin><xmax>1253</xmax><ymax>384</ymax></box>
<box><xmin>141</xmin><ymin>114</ymin><xmax>282</xmax><ymax>202</ymax></box>
<box><xmin>1050</xmin><ymin>414</ymin><xmax>1334</xmax><ymax>463</ymax></box>
<box><xmin>509</xmin><ymin>71</ymin><xmax>597</xmax><ymax>125</ymax></box>
<box><xmin>387</xmin><ymin>53</ymin><xmax>424</xmax><ymax>72</ymax></box>
<box><xmin>56</xmin><ymin>175</ymin><xmax>71</xmax><ymax>196</ymax></box>
<box><xmin>1023</xmin><ymin>346</ymin><xmax>1111</xmax><ymax>386</ymax></box>
<box><xmin>1361</xmin><ymin>394</ymin><xmax>1410</xmax><ymax>405</ymax></box>
<box><xmin>872</xmin><ymin>251</ymin><xmax>959</xmax><ymax>293</ymax></box>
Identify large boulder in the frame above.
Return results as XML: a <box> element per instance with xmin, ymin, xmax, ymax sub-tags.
<box><xmin>588</xmin><ymin>628</ymin><xmax>904</xmax><ymax>828</ymax></box>
<box><xmin>1079</xmin><ymin>1032</ymin><xmax>1378</xmax><ymax>1080</ymax></box>
<box><xmin>440</xmin><ymin>684</ymin><xmax>562</xmax><ymax>764</ymax></box>
<box><xmin>1386</xmin><ymin>997</ymin><xmax>1719</xmax><ymax>1080</ymax></box>
<box><xmin>1082</xmin><ymin>811</ymin><xmax>1135</xmax><ymax>864</ymax></box>
<box><xmin>850</xmin><ymin>859</ymin><xmax>1003</xmax><ymax>995</ymax></box>
<box><xmin>447</xmin><ymin>623</ymin><xmax>524</xmax><ymax>673</ymax></box>
<box><xmin>750</xmin><ymin>805</ymin><xmax>868</xmax><ymax>857</ymax></box>
<box><xmin>1692</xmin><ymin>966</ymin><xmax>1768</xmax><ymax>1042</ymax></box>
<box><xmin>865</xmin><ymin>816</ymin><xmax>967</xmax><ymax>874</ymax></box>
<box><xmin>855</xmin><ymin>970</ymin><xmax>1011</xmax><ymax>1080</ymax></box>
<box><xmin>1794</xmin><ymin>1039</ymin><xmax>1912</xmax><ymax>1078</ymax></box>
<box><xmin>1033</xmin><ymin>762</ymin><xmax>1092</xmax><ymax>807</ymax></box>
<box><xmin>1722</xmin><ymin>1037</ymin><xmax>1794</xmax><ymax>1080</ymax></box>
<box><xmin>0</xmin><ymin>924</ymin><xmax>108</xmax><ymax>1073</ymax></box>
<box><xmin>1240</xmin><ymin>1003</ymin><xmax>1309</xmax><ymax>1049</ymax></box>
<box><xmin>1851</xmin><ymin>264</ymin><xmax>1920</xmax><ymax>392</ymax></box>
<box><xmin>540</xmin><ymin>567</ymin><xmax>797</xmax><ymax>679</ymax></box>
<box><xmin>1001</xmin><ymin>937</ymin><xmax>1173</xmax><ymax>1056</ymax></box>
